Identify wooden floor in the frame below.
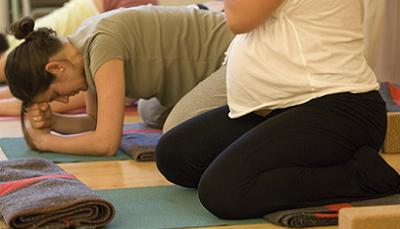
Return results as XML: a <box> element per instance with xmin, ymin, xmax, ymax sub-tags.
<box><xmin>1</xmin><ymin>118</ymin><xmax>400</xmax><ymax>229</ymax></box>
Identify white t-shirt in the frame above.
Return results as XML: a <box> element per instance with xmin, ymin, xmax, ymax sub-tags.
<box><xmin>226</xmin><ymin>0</ymin><xmax>378</xmax><ymax>118</ymax></box>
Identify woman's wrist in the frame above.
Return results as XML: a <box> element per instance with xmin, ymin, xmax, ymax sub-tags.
<box><xmin>50</xmin><ymin>113</ymin><xmax>57</xmax><ymax>129</ymax></box>
<box><xmin>34</xmin><ymin>129</ymin><xmax>51</xmax><ymax>151</ymax></box>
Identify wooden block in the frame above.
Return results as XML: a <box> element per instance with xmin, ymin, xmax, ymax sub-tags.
<box><xmin>339</xmin><ymin>205</ymin><xmax>400</xmax><ymax>229</ymax></box>
<box><xmin>383</xmin><ymin>112</ymin><xmax>400</xmax><ymax>154</ymax></box>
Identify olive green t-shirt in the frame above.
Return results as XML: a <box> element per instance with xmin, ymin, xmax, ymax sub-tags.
<box><xmin>67</xmin><ymin>5</ymin><xmax>233</xmax><ymax>106</ymax></box>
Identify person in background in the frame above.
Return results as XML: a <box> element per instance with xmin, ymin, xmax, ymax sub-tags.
<box><xmin>155</xmin><ymin>0</ymin><xmax>400</xmax><ymax>219</ymax></box>
<box><xmin>1</xmin><ymin>0</ymin><xmax>159</xmax><ymax>82</ymax></box>
<box><xmin>5</xmin><ymin>5</ymin><xmax>233</xmax><ymax>156</ymax></box>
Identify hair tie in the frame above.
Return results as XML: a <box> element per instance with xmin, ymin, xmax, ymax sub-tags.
<box><xmin>25</xmin><ymin>31</ymin><xmax>34</xmax><ymax>41</ymax></box>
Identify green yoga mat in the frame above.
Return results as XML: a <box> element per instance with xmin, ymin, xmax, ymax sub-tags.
<box><xmin>0</xmin><ymin>138</ymin><xmax>130</xmax><ymax>163</ymax></box>
<box><xmin>97</xmin><ymin>185</ymin><xmax>267</xmax><ymax>229</ymax></box>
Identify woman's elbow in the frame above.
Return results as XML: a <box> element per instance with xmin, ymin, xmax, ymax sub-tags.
<box><xmin>104</xmin><ymin>142</ymin><xmax>120</xmax><ymax>156</ymax></box>
<box><xmin>226</xmin><ymin>20</ymin><xmax>256</xmax><ymax>35</ymax></box>
<box><xmin>95</xmin><ymin>137</ymin><xmax>121</xmax><ymax>157</ymax></box>
<box><xmin>101</xmin><ymin>147</ymin><xmax>119</xmax><ymax>157</ymax></box>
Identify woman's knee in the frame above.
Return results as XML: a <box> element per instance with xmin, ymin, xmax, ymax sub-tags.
<box><xmin>156</xmin><ymin>132</ymin><xmax>182</xmax><ymax>183</ymax></box>
<box><xmin>198</xmin><ymin>178</ymin><xmax>235</xmax><ymax>219</ymax></box>
<box><xmin>198</xmin><ymin>172</ymin><xmax>258</xmax><ymax>219</ymax></box>
<box><xmin>155</xmin><ymin>130</ymin><xmax>200</xmax><ymax>188</ymax></box>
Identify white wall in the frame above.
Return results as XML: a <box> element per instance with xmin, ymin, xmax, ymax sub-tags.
<box><xmin>375</xmin><ymin>0</ymin><xmax>400</xmax><ymax>83</ymax></box>
<box><xmin>0</xmin><ymin>1</ymin><xmax>9</xmax><ymax>33</ymax></box>
<box><xmin>363</xmin><ymin>0</ymin><xmax>399</xmax><ymax>83</ymax></box>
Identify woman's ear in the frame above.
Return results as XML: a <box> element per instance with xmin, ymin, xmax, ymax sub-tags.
<box><xmin>45</xmin><ymin>61</ymin><xmax>64</xmax><ymax>76</ymax></box>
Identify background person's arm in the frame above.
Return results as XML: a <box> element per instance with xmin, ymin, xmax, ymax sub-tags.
<box><xmin>0</xmin><ymin>97</ymin><xmax>21</xmax><ymax>116</ymax></box>
<box><xmin>0</xmin><ymin>85</ymin><xmax>13</xmax><ymax>99</ymax></box>
<box><xmin>0</xmin><ymin>49</ymin><xmax>7</xmax><ymax>82</ymax></box>
<box><xmin>0</xmin><ymin>90</ymin><xmax>85</xmax><ymax>116</ymax></box>
<box><xmin>224</xmin><ymin>0</ymin><xmax>284</xmax><ymax>34</ymax></box>
<box><xmin>48</xmin><ymin>91</ymin><xmax>96</xmax><ymax>134</ymax></box>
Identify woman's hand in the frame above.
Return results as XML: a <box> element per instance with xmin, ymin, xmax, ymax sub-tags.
<box><xmin>26</xmin><ymin>102</ymin><xmax>53</xmax><ymax>129</ymax></box>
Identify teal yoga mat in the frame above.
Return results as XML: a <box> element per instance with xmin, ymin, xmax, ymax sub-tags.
<box><xmin>0</xmin><ymin>137</ymin><xmax>130</xmax><ymax>163</ymax></box>
<box><xmin>97</xmin><ymin>185</ymin><xmax>267</xmax><ymax>229</ymax></box>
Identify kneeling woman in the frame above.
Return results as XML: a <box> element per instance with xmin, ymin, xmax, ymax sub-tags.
<box><xmin>5</xmin><ymin>5</ymin><xmax>233</xmax><ymax>155</ymax></box>
<box><xmin>155</xmin><ymin>0</ymin><xmax>400</xmax><ymax>219</ymax></box>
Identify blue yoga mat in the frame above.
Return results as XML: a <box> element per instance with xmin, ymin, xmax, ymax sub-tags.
<box><xmin>0</xmin><ymin>138</ymin><xmax>130</xmax><ymax>163</ymax></box>
<box><xmin>97</xmin><ymin>185</ymin><xmax>267</xmax><ymax>229</ymax></box>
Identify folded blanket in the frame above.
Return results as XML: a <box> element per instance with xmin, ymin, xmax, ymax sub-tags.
<box><xmin>387</xmin><ymin>82</ymin><xmax>400</xmax><ymax>106</ymax></box>
<box><xmin>0</xmin><ymin>158</ymin><xmax>115</xmax><ymax>228</ymax></box>
<box><xmin>379</xmin><ymin>82</ymin><xmax>400</xmax><ymax>112</ymax></box>
<box><xmin>264</xmin><ymin>194</ymin><xmax>400</xmax><ymax>228</ymax></box>
<box><xmin>121</xmin><ymin>123</ymin><xmax>162</xmax><ymax>161</ymax></box>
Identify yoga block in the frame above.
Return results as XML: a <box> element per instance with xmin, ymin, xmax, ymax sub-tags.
<box><xmin>339</xmin><ymin>205</ymin><xmax>400</xmax><ymax>229</ymax></box>
<box><xmin>383</xmin><ymin>112</ymin><xmax>400</xmax><ymax>154</ymax></box>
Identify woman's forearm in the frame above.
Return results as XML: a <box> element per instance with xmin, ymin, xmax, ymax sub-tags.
<box><xmin>224</xmin><ymin>0</ymin><xmax>284</xmax><ymax>34</ymax></box>
<box><xmin>0</xmin><ymin>98</ymin><xmax>21</xmax><ymax>115</ymax></box>
<box><xmin>40</xmin><ymin>130</ymin><xmax>121</xmax><ymax>156</ymax></box>
<box><xmin>0</xmin><ymin>89</ymin><xmax>85</xmax><ymax>116</ymax></box>
<box><xmin>0</xmin><ymin>86</ymin><xmax>13</xmax><ymax>99</ymax></box>
<box><xmin>0</xmin><ymin>97</ymin><xmax>85</xmax><ymax>117</ymax></box>
<box><xmin>0</xmin><ymin>53</ymin><xmax>7</xmax><ymax>82</ymax></box>
<box><xmin>51</xmin><ymin>113</ymin><xmax>97</xmax><ymax>134</ymax></box>
<box><xmin>50</xmin><ymin>91</ymin><xmax>86</xmax><ymax>113</ymax></box>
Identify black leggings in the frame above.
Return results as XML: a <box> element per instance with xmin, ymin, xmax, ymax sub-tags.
<box><xmin>156</xmin><ymin>91</ymin><xmax>400</xmax><ymax>219</ymax></box>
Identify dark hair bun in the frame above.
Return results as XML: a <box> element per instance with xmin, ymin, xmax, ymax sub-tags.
<box><xmin>8</xmin><ymin>17</ymin><xmax>35</xmax><ymax>40</ymax></box>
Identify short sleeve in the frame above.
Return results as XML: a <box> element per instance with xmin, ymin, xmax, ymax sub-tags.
<box><xmin>88</xmin><ymin>34</ymin><xmax>125</xmax><ymax>79</ymax></box>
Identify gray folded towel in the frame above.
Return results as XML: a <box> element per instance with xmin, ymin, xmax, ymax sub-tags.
<box><xmin>0</xmin><ymin>158</ymin><xmax>115</xmax><ymax>228</ymax></box>
<box><xmin>121</xmin><ymin>122</ymin><xmax>162</xmax><ymax>161</ymax></box>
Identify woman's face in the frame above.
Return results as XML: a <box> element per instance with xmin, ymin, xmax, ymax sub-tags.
<box><xmin>33</xmin><ymin>65</ymin><xmax>87</xmax><ymax>104</ymax></box>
